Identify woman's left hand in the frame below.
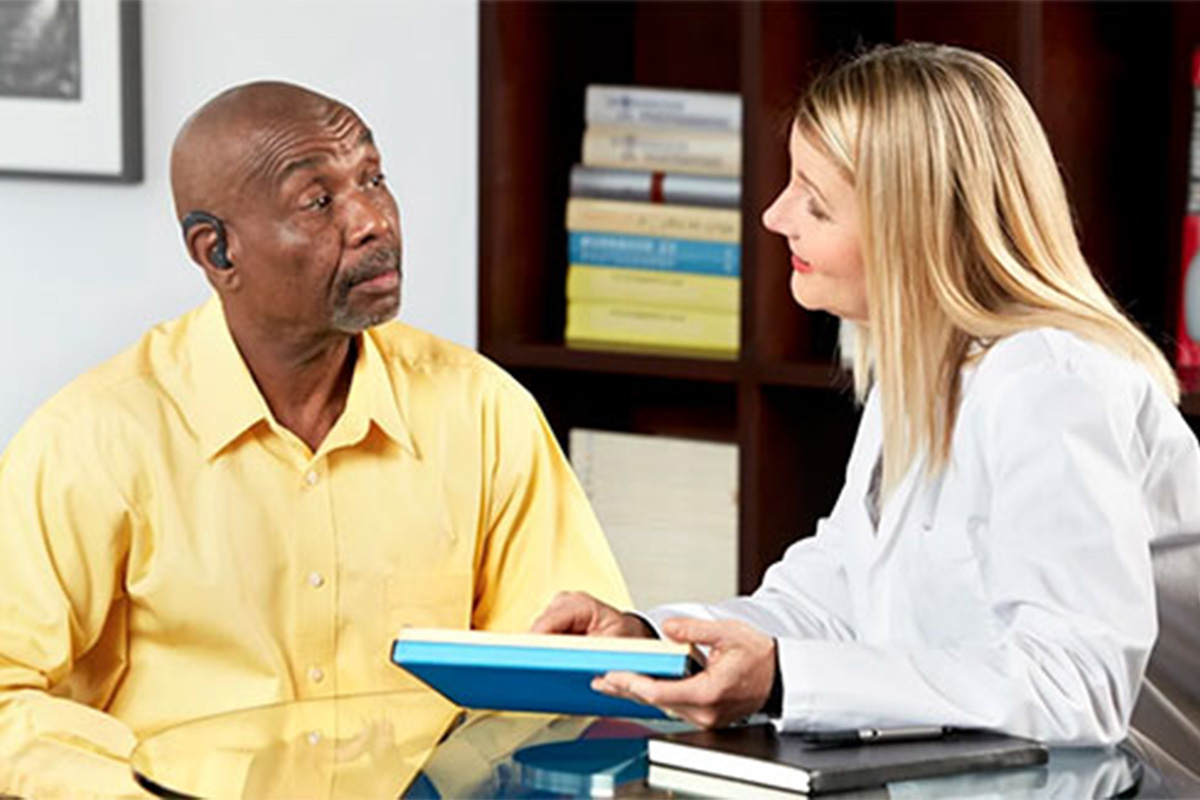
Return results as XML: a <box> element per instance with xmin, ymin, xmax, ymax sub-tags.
<box><xmin>591</xmin><ymin>618</ymin><xmax>777</xmax><ymax>728</ymax></box>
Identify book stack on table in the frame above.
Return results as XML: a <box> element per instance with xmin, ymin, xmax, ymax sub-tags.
<box><xmin>646</xmin><ymin>724</ymin><xmax>1049</xmax><ymax>796</ymax></box>
<box><xmin>565</xmin><ymin>85</ymin><xmax>742</xmax><ymax>357</ymax></box>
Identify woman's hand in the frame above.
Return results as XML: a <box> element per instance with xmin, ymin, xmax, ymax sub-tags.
<box><xmin>530</xmin><ymin>591</ymin><xmax>654</xmax><ymax>638</ymax></box>
<box><xmin>592</xmin><ymin>618</ymin><xmax>776</xmax><ymax>728</ymax></box>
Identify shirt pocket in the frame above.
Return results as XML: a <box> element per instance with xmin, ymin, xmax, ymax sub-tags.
<box><xmin>908</xmin><ymin>517</ymin><xmax>997</xmax><ymax>645</ymax></box>
<box><xmin>385</xmin><ymin>570</ymin><xmax>474</xmax><ymax>632</ymax></box>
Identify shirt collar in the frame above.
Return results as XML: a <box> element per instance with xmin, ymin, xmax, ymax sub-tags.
<box><xmin>323</xmin><ymin>326</ymin><xmax>417</xmax><ymax>458</ymax></box>
<box><xmin>188</xmin><ymin>297</ymin><xmax>416</xmax><ymax>460</ymax></box>
<box><xmin>189</xmin><ymin>297</ymin><xmax>273</xmax><ymax>460</ymax></box>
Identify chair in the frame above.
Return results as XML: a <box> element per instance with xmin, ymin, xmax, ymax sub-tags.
<box><xmin>1130</xmin><ymin>532</ymin><xmax>1200</xmax><ymax>790</ymax></box>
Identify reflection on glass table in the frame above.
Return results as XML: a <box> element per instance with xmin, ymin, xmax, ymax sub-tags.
<box><xmin>131</xmin><ymin>689</ymin><xmax>1146</xmax><ymax>799</ymax></box>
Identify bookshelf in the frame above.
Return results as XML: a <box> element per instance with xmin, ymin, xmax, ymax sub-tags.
<box><xmin>479</xmin><ymin>1</ymin><xmax>1200</xmax><ymax>591</ymax></box>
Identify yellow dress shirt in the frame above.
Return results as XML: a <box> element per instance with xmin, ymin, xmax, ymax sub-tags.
<box><xmin>0</xmin><ymin>297</ymin><xmax>630</xmax><ymax>798</ymax></box>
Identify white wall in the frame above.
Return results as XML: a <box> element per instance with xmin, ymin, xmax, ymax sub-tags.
<box><xmin>0</xmin><ymin>0</ymin><xmax>478</xmax><ymax>447</ymax></box>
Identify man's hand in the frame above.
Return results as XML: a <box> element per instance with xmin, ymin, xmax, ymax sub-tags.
<box><xmin>590</xmin><ymin>618</ymin><xmax>776</xmax><ymax>729</ymax></box>
<box><xmin>530</xmin><ymin>591</ymin><xmax>653</xmax><ymax>637</ymax></box>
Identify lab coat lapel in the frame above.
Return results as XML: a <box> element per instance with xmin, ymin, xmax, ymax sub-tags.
<box><xmin>873</xmin><ymin>449</ymin><xmax>929</xmax><ymax>551</ymax></box>
<box><xmin>847</xmin><ymin>391</ymin><xmax>941</xmax><ymax>548</ymax></box>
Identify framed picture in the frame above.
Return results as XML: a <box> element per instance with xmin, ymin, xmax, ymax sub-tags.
<box><xmin>0</xmin><ymin>0</ymin><xmax>142</xmax><ymax>183</ymax></box>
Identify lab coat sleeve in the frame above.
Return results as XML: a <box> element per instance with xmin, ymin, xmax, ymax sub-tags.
<box><xmin>772</xmin><ymin>362</ymin><xmax>1158</xmax><ymax>745</ymax></box>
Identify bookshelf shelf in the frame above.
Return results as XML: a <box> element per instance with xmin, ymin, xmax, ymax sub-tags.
<box><xmin>486</xmin><ymin>341</ymin><xmax>854</xmax><ymax>392</ymax></box>
<box><xmin>752</xmin><ymin>360</ymin><xmax>851</xmax><ymax>392</ymax></box>
<box><xmin>485</xmin><ymin>343</ymin><xmax>740</xmax><ymax>384</ymax></box>
<box><xmin>479</xmin><ymin>0</ymin><xmax>1200</xmax><ymax>593</ymax></box>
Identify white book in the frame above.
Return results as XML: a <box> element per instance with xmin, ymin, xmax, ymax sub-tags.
<box><xmin>583</xmin><ymin>125</ymin><xmax>741</xmax><ymax>178</ymax></box>
<box><xmin>648</xmin><ymin>764</ymin><xmax>804</xmax><ymax>799</ymax></box>
<box><xmin>569</xmin><ymin>429</ymin><xmax>738</xmax><ymax>609</ymax></box>
<box><xmin>586</xmin><ymin>84</ymin><xmax>742</xmax><ymax>132</ymax></box>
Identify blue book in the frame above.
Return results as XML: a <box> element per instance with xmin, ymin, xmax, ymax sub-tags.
<box><xmin>568</xmin><ymin>231</ymin><xmax>741</xmax><ymax>276</ymax></box>
<box><xmin>391</xmin><ymin>628</ymin><xmax>704</xmax><ymax>719</ymax></box>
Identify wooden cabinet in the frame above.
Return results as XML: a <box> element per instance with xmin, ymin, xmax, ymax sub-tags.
<box><xmin>478</xmin><ymin>1</ymin><xmax>1200</xmax><ymax>590</ymax></box>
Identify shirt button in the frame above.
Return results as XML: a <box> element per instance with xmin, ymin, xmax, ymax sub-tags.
<box><xmin>304</xmin><ymin>470</ymin><xmax>319</xmax><ymax>487</ymax></box>
<box><xmin>309</xmin><ymin>666</ymin><xmax>325</xmax><ymax>684</ymax></box>
<box><xmin>308</xmin><ymin>571</ymin><xmax>325</xmax><ymax>589</ymax></box>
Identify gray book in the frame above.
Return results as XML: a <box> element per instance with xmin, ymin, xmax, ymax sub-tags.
<box><xmin>569</xmin><ymin>165</ymin><xmax>741</xmax><ymax>208</ymax></box>
<box><xmin>647</xmin><ymin>724</ymin><xmax>1048</xmax><ymax>795</ymax></box>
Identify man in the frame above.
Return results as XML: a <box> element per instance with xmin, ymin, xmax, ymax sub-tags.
<box><xmin>0</xmin><ymin>82</ymin><xmax>629</xmax><ymax>797</ymax></box>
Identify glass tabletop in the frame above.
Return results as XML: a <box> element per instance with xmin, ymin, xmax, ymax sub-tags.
<box><xmin>131</xmin><ymin>689</ymin><xmax>1144</xmax><ymax>799</ymax></box>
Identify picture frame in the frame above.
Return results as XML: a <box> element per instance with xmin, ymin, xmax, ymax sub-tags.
<box><xmin>0</xmin><ymin>0</ymin><xmax>143</xmax><ymax>183</ymax></box>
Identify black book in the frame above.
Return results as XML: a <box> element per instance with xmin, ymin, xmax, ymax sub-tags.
<box><xmin>647</xmin><ymin>724</ymin><xmax>1048</xmax><ymax>795</ymax></box>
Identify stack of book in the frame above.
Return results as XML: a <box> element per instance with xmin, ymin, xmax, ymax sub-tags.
<box><xmin>569</xmin><ymin>428</ymin><xmax>738</xmax><ymax>609</ymax></box>
<box><xmin>647</xmin><ymin>725</ymin><xmax>1049</xmax><ymax>796</ymax></box>
<box><xmin>565</xmin><ymin>85</ymin><xmax>742</xmax><ymax>357</ymax></box>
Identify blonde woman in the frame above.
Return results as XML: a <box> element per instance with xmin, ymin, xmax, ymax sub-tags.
<box><xmin>534</xmin><ymin>43</ymin><xmax>1200</xmax><ymax>747</ymax></box>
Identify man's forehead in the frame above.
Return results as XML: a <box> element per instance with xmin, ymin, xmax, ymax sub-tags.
<box><xmin>241</xmin><ymin>106</ymin><xmax>378</xmax><ymax>187</ymax></box>
<box><xmin>274</xmin><ymin>128</ymin><xmax>379</xmax><ymax>185</ymax></box>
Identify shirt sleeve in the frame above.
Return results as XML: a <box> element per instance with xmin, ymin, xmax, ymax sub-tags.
<box><xmin>773</xmin><ymin>363</ymin><xmax>1159</xmax><ymax>745</ymax></box>
<box><xmin>470</xmin><ymin>377</ymin><xmax>632</xmax><ymax>632</ymax></box>
<box><xmin>0</xmin><ymin>409</ymin><xmax>150</xmax><ymax>798</ymax></box>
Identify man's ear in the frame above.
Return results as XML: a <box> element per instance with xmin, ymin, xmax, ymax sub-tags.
<box><xmin>182</xmin><ymin>212</ymin><xmax>239</xmax><ymax>289</ymax></box>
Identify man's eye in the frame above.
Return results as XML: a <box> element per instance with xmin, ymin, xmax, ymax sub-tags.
<box><xmin>369</xmin><ymin>173</ymin><xmax>387</xmax><ymax>188</ymax></box>
<box><xmin>306</xmin><ymin>194</ymin><xmax>332</xmax><ymax>211</ymax></box>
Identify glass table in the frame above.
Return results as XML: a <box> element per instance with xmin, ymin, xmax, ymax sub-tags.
<box><xmin>132</xmin><ymin>689</ymin><xmax>1145</xmax><ymax>798</ymax></box>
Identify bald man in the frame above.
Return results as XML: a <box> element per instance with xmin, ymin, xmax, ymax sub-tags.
<box><xmin>0</xmin><ymin>82</ymin><xmax>629</xmax><ymax>797</ymax></box>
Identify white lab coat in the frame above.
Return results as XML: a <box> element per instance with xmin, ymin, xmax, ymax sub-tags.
<box><xmin>646</xmin><ymin>328</ymin><xmax>1200</xmax><ymax>746</ymax></box>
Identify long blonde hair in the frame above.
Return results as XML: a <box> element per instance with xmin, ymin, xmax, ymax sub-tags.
<box><xmin>796</xmin><ymin>43</ymin><xmax>1178</xmax><ymax>497</ymax></box>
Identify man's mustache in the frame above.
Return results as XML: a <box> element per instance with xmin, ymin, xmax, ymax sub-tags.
<box><xmin>338</xmin><ymin>247</ymin><xmax>402</xmax><ymax>294</ymax></box>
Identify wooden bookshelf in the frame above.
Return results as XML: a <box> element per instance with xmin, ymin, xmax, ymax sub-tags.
<box><xmin>479</xmin><ymin>0</ymin><xmax>1200</xmax><ymax>592</ymax></box>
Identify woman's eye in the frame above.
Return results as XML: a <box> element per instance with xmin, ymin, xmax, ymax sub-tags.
<box><xmin>807</xmin><ymin>199</ymin><xmax>830</xmax><ymax>221</ymax></box>
<box><xmin>369</xmin><ymin>173</ymin><xmax>387</xmax><ymax>188</ymax></box>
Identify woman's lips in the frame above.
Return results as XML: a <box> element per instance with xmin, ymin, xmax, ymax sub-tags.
<box><xmin>791</xmin><ymin>254</ymin><xmax>813</xmax><ymax>273</ymax></box>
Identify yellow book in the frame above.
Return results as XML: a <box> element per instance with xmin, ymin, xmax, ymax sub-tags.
<box><xmin>566</xmin><ymin>198</ymin><xmax>740</xmax><ymax>243</ymax></box>
<box><xmin>567</xmin><ymin>264</ymin><xmax>740</xmax><ymax>314</ymax></box>
<box><xmin>566</xmin><ymin>300</ymin><xmax>739</xmax><ymax>354</ymax></box>
<box><xmin>583</xmin><ymin>125</ymin><xmax>741</xmax><ymax>177</ymax></box>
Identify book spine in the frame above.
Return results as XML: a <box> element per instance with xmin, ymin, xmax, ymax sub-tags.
<box><xmin>1180</xmin><ymin>47</ymin><xmax>1200</xmax><ymax>368</ymax></box>
<box><xmin>568</xmin><ymin>231</ymin><xmax>740</xmax><ymax>276</ymax></box>
<box><xmin>585</xmin><ymin>84</ymin><xmax>742</xmax><ymax>132</ymax></box>
<box><xmin>566</xmin><ymin>301</ymin><xmax>739</xmax><ymax>352</ymax></box>
<box><xmin>569</xmin><ymin>166</ymin><xmax>741</xmax><ymax>208</ymax></box>
<box><xmin>566</xmin><ymin>198</ymin><xmax>740</xmax><ymax>243</ymax></box>
<box><xmin>568</xmin><ymin>264</ymin><xmax>740</xmax><ymax>314</ymax></box>
<box><xmin>583</xmin><ymin>125</ymin><xmax>741</xmax><ymax>177</ymax></box>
